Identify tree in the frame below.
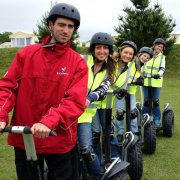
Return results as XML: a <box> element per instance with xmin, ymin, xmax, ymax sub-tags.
<box><xmin>0</xmin><ymin>32</ymin><xmax>12</xmax><ymax>44</ymax></box>
<box><xmin>114</xmin><ymin>0</ymin><xmax>176</xmax><ymax>54</ymax></box>
<box><xmin>34</xmin><ymin>1</ymin><xmax>80</xmax><ymax>51</ymax></box>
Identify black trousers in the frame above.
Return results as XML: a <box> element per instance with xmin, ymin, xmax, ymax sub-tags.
<box><xmin>14</xmin><ymin>146</ymin><xmax>80</xmax><ymax>180</ymax></box>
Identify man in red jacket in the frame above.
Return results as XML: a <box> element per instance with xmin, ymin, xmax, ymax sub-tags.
<box><xmin>0</xmin><ymin>3</ymin><xmax>88</xmax><ymax>180</ymax></box>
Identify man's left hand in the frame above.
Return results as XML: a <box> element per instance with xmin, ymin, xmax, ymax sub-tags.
<box><xmin>31</xmin><ymin>123</ymin><xmax>51</xmax><ymax>138</ymax></box>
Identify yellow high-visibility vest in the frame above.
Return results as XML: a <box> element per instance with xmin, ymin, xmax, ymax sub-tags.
<box><xmin>78</xmin><ymin>55</ymin><xmax>107</xmax><ymax>123</ymax></box>
<box><xmin>97</xmin><ymin>61</ymin><xmax>133</xmax><ymax>109</ymax></box>
<box><xmin>143</xmin><ymin>54</ymin><xmax>165</xmax><ymax>87</ymax></box>
<box><xmin>128</xmin><ymin>61</ymin><xmax>141</xmax><ymax>94</ymax></box>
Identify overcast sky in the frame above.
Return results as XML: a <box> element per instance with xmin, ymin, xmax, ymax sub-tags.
<box><xmin>0</xmin><ymin>0</ymin><xmax>180</xmax><ymax>41</ymax></box>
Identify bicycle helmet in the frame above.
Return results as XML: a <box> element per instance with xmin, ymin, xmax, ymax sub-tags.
<box><xmin>47</xmin><ymin>3</ymin><xmax>80</xmax><ymax>29</ymax></box>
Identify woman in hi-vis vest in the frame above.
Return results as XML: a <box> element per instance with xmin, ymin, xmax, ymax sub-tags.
<box><xmin>115</xmin><ymin>46</ymin><xmax>154</xmax><ymax>143</ymax></box>
<box><xmin>78</xmin><ymin>32</ymin><xmax>116</xmax><ymax>180</ymax></box>
<box><xmin>113</xmin><ymin>41</ymin><xmax>138</xmax><ymax>143</ymax></box>
<box><xmin>142</xmin><ymin>38</ymin><xmax>166</xmax><ymax>125</ymax></box>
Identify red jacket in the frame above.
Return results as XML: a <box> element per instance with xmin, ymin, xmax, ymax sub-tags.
<box><xmin>0</xmin><ymin>36</ymin><xmax>88</xmax><ymax>154</ymax></box>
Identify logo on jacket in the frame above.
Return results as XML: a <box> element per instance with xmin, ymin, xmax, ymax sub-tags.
<box><xmin>57</xmin><ymin>66</ymin><xmax>69</xmax><ymax>76</ymax></box>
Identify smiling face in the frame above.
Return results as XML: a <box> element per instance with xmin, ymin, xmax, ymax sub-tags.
<box><xmin>94</xmin><ymin>44</ymin><xmax>110</xmax><ymax>62</ymax></box>
<box><xmin>154</xmin><ymin>44</ymin><xmax>164</xmax><ymax>54</ymax></box>
<box><xmin>49</xmin><ymin>17</ymin><xmax>75</xmax><ymax>44</ymax></box>
<box><xmin>120</xmin><ymin>46</ymin><xmax>134</xmax><ymax>63</ymax></box>
<box><xmin>139</xmin><ymin>53</ymin><xmax>151</xmax><ymax>63</ymax></box>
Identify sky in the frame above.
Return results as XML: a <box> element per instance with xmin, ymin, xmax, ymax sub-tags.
<box><xmin>0</xmin><ymin>0</ymin><xmax>180</xmax><ymax>42</ymax></box>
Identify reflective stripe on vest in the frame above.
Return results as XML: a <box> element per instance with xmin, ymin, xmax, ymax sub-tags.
<box><xmin>112</xmin><ymin>61</ymin><xmax>133</xmax><ymax>90</ymax></box>
<box><xmin>78</xmin><ymin>55</ymin><xmax>108</xmax><ymax>123</ymax></box>
<box><xmin>128</xmin><ymin>61</ymin><xmax>141</xmax><ymax>94</ymax></box>
<box><xmin>144</xmin><ymin>54</ymin><xmax>165</xmax><ymax>87</ymax></box>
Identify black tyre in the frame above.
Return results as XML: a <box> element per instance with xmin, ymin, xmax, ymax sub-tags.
<box><xmin>127</xmin><ymin>142</ymin><xmax>143</xmax><ymax>180</ymax></box>
<box><xmin>143</xmin><ymin>123</ymin><xmax>156</xmax><ymax>154</ymax></box>
<box><xmin>110</xmin><ymin>170</ymin><xmax>130</xmax><ymax>180</ymax></box>
<box><xmin>163</xmin><ymin>110</ymin><xmax>174</xmax><ymax>137</ymax></box>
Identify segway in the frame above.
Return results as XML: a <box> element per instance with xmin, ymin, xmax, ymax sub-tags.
<box><xmin>145</xmin><ymin>75</ymin><xmax>174</xmax><ymax>137</ymax></box>
<box><xmin>161</xmin><ymin>103</ymin><xmax>174</xmax><ymax>137</ymax></box>
<box><xmin>2</xmin><ymin>126</ymin><xmax>57</xmax><ymax>180</ymax></box>
<box><xmin>136</xmin><ymin>85</ymin><xmax>156</xmax><ymax>154</ymax></box>
<box><xmin>121</xmin><ymin>84</ymin><xmax>143</xmax><ymax>180</ymax></box>
<box><xmin>101</xmin><ymin>90</ymin><xmax>130</xmax><ymax>180</ymax></box>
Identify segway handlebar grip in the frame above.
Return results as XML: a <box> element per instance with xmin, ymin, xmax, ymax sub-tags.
<box><xmin>2</xmin><ymin>126</ymin><xmax>57</xmax><ymax>136</ymax></box>
<box><xmin>49</xmin><ymin>130</ymin><xmax>57</xmax><ymax>136</ymax></box>
<box><xmin>2</xmin><ymin>126</ymin><xmax>13</xmax><ymax>133</ymax></box>
<box><xmin>2</xmin><ymin>126</ymin><xmax>30</xmax><ymax>134</ymax></box>
<box><xmin>144</xmin><ymin>75</ymin><xmax>156</xmax><ymax>78</ymax></box>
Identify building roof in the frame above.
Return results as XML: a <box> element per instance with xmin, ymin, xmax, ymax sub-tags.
<box><xmin>9</xmin><ymin>32</ymin><xmax>36</xmax><ymax>38</ymax></box>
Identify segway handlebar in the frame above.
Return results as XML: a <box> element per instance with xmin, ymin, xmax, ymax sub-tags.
<box><xmin>2</xmin><ymin>126</ymin><xmax>57</xmax><ymax>136</ymax></box>
<box><xmin>144</xmin><ymin>75</ymin><xmax>161</xmax><ymax>79</ymax></box>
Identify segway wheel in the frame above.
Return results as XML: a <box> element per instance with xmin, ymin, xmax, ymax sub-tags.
<box><xmin>143</xmin><ymin>122</ymin><xmax>156</xmax><ymax>154</ymax></box>
<box><xmin>127</xmin><ymin>142</ymin><xmax>143</xmax><ymax>180</ymax></box>
<box><xmin>162</xmin><ymin>110</ymin><xmax>174</xmax><ymax>137</ymax></box>
<box><xmin>110</xmin><ymin>170</ymin><xmax>130</xmax><ymax>180</ymax></box>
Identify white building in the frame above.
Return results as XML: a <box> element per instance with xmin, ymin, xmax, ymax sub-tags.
<box><xmin>169</xmin><ymin>32</ymin><xmax>180</xmax><ymax>44</ymax></box>
<box><xmin>0</xmin><ymin>42</ymin><xmax>12</xmax><ymax>48</ymax></box>
<box><xmin>9</xmin><ymin>32</ymin><xmax>38</xmax><ymax>47</ymax></box>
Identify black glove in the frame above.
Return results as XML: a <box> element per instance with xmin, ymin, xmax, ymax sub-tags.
<box><xmin>153</xmin><ymin>74</ymin><xmax>160</xmax><ymax>79</ymax></box>
<box><xmin>134</xmin><ymin>76</ymin><xmax>144</xmax><ymax>86</ymax></box>
<box><xmin>116</xmin><ymin>89</ymin><xmax>127</xmax><ymax>99</ymax></box>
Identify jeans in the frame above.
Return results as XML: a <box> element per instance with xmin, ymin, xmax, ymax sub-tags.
<box><xmin>142</xmin><ymin>86</ymin><xmax>161</xmax><ymax>121</ymax></box>
<box><xmin>115</xmin><ymin>94</ymin><xmax>138</xmax><ymax>135</ymax></box>
<box><xmin>77</xmin><ymin>123</ymin><xmax>102</xmax><ymax>180</ymax></box>
<box><xmin>92</xmin><ymin>109</ymin><xmax>121</xmax><ymax>161</ymax></box>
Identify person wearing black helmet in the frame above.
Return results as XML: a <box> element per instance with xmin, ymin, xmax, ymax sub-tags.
<box><xmin>0</xmin><ymin>3</ymin><xmax>88</xmax><ymax>180</ymax></box>
<box><xmin>112</xmin><ymin>41</ymin><xmax>138</xmax><ymax>143</ymax></box>
<box><xmin>47</xmin><ymin>3</ymin><xmax>80</xmax><ymax>44</ymax></box>
<box><xmin>117</xmin><ymin>47</ymin><xmax>154</xmax><ymax>140</ymax></box>
<box><xmin>142</xmin><ymin>38</ymin><xmax>166</xmax><ymax>125</ymax></box>
<box><xmin>78</xmin><ymin>32</ymin><xmax>116</xmax><ymax>179</ymax></box>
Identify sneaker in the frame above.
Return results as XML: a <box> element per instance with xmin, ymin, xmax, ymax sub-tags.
<box><xmin>117</xmin><ymin>134</ymin><xmax>123</xmax><ymax>144</ymax></box>
<box><xmin>154</xmin><ymin>119</ymin><xmax>160</xmax><ymax>125</ymax></box>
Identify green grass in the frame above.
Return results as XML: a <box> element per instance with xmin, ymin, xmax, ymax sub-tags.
<box><xmin>141</xmin><ymin>79</ymin><xmax>180</xmax><ymax>180</ymax></box>
<box><xmin>0</xmin><ymin>46</ymin><xmax>180</xmax><ymax>179</ymax></box>
<box><xmin>0</xmin><ymin>47</ymin><xmax>21</xmax><ymax>77</ymax></box>
<box><xmin>0</xmin><ymin>134</ymin><xmax>16</xmax><ymax>179</ymax></box>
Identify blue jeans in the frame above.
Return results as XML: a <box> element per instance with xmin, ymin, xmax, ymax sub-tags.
<box><xmin>77</xmin><ymin>123</ymin><xmax>102</xmax><ymax>180</ymax></box>
<box><xmin>92</xmin><ymin>109</ymin><xmax>121</xmax><ymax>161</ymax></box>
<box><xmin>115</xmin><ymin>94</ymin><xmax>138</xmax><ymax>135</ymax></box>
<box><xmin>142</xmin><ymin>86</ymin><xmax>161</xmax><ymax>121</ymax></box>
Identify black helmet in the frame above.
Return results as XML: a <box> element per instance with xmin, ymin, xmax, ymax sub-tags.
<box><xmin>120</xmin><ymin>41</ymin><xmax>137</xmax><ymax>55</ymax></box>
<box><xmin>153</xmin><ymin>38</ymin><xmax>166</xmax><ymax>46</ymax></box>
<box><xmin>139</xmin><ymin>47</ymin><xmax>154</xmax><ymax>58</ymax></box>
<box><xmin>90</xmin><ymin>32</ymin><xmax>113</xmax><ymax>53</ymax></box>
<box><xmin>47</xmin><ymin>3</ymin><xmax>80</xmax><ymax>29</ymax></box>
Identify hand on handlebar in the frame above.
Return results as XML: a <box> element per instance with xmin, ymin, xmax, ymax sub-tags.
<box><xmin>31</xmin><ymin>123</ymin><xmax>51</xmax><ymax>138</ymax></box>
<box><xmin>153</xmin><ymin>74</ymin><xmax>160</xmax><ymax>79</ymax></box>
<box><xmin>133</xmin><ymin>76</ymin><xmax>144</xmax><ymax>86</ymax></box>
<box><xmin>0</xmin><ymin>122</ymin><xmax>6</xmax><ymax>134</ymax></box>
<box><xmin>116</xmin><ymin>89</ymin><xmax>127</xmax><ymax>99</ymax></box>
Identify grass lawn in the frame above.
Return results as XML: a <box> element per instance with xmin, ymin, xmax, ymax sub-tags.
<box><xmin>0</xmin><ymin>79</ymin><xmax>180</xmax><ymax>179</ymax></box>
<box><xmin>142</xmin><ymin>79</ymin><xmax>180</xmax><ymax>180</ymax></box>
<box><xmin>0</xmin><ymin>46</ymin><xmax>180</xmax><ymax>179</ymax></box>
